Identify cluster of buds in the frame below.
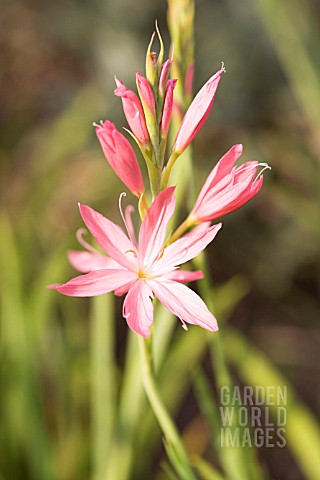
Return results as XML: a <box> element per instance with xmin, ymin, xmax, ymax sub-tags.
<box><xmin>94</xmin><ymin>25</ymin><xmax>269</xmax><ymax>227</ymax></box>
<box><xmin>51</xmin><ymin>25</ymin><xmax>270</xmax><ymax>338</ymax></box>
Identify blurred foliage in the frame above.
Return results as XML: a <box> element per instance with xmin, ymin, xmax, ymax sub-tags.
<box><xmin>1</xmin><ymin>0</ymin><xmax>320</xmax><ymax>479</ymax></box>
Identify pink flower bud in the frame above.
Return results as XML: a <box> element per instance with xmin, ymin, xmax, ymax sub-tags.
<box><xmin>161</xmin><ymin>79</ymin><xmax>177</xmax><ymax>137</ymax></box>
<box><xmin>114</xmin><ymin>78</ymin><xmax>150</xmax><ymax>146</ymax></box>
<box><xmin>184</xmin><ymin>64</ymin><xmax>194</xmax><ymax>99</ymax></box>
<box><xmin>159</xmin><ymin>59</ymin><xmax>171</xmax><ymax>96</ymax></box>
<box><xmin>173</xmin><ymin>65</ymin><xmax>225</xmax><ymax>154</ymax></box>
<box><xmin>95</xmin><ymin>120</ymin><xmax>144</xmax><ymax>196</ymax></box>
<box><xmin>189</xmin><ymin>144</ymin><xmax>270</xmax><ymax>222</ymax></box>
<box><xmin>136</xmin><ymin>72</ymin><xmax>156</xmax><ymax>116</ymax></box>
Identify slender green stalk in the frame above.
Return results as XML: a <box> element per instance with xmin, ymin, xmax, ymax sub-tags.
<box><xmin>161</xmin><ymin>151</ymin><xmax>180</xmax><ymax>189</ymax></box>
<box><xmin>138</xmin><ymin>335</ymin><xmax>197</xmax><ymax>480</ymax></box>
<box><xmin>90</xmin><ymin>294</ymin><xmax>115</xmax><ymax>479</ymax></box>
<box><xmin>168</xmin><ymin>216</ymin><xmax>194</xmax><ymax>245</ymax></box>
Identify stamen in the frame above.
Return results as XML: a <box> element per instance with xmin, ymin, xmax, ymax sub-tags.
<box><xmin>254</xmin><ymin>163</ymin><xmax>272</xmax><ymax>183</ymax></box>
<box><xmin>93</xmin><ymin>121</ymin><xmax>105</xmax><ymax>132</ymax></box>
<box><xmin>125</xmin><ymin>205</ymin><xmax>137</xmax><ymax>245</ymax></box>
<box><xmin>76</xmin><ymin>228</ymin><xmax>99</xmax><ymax>254</ymax></box>
<box><xmin>236</xmin><ymin>162</ymin><xmax>271</xmax><ymax>178</ymax></box>
<box><xmin>181</xmin><ymin>320</ymin><xmax>188</xmax><ymax>331</ymax></box>
<box><xmin>119</xmin><ymin>193</ymin><xmax>138</xmax><ymax>247</ymax></box>
<box><xmin>221</xmin><ymin>62</ymin><xmax>226</xmax><ymax>73</ymax></box>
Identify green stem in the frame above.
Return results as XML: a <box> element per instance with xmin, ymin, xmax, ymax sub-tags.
<box><xmin>91</xmin><ymin>294</ymin><xmax>115</xmax><ymax>479</ymax></box>
<box><xmin>168</xmin><ymin>216</ymin><xmax>195</xmax><ymax>245</ymax></box>
<box><xmin>141</xmin><ymin>149</ymin><xmax>161</xmax><ymax>198</ymax></box>
<box><xmin>161</xmin><ymin>151</ymin><xmax>180</xmax><ymax>189</ymax></box>
<box><xmin>138</xmin><ymin>335</ymin><xmax>196</xmax><ymax>480</ymax></box>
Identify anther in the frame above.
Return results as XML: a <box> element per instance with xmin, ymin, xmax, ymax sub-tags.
<box><xmin>125</xmin><ymin>249</ymin><xmax>137</xmax><ymax>258</ymax></box>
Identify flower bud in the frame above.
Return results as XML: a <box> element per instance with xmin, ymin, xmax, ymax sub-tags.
<box><xmin>136</xmin><ymin>72</ymin><xmax>156</xmax><ymax>116</ymax></box>
<box><xmin>114</xmin><ymin>78</ymin><xmax>150</xmax><ymax>146</ymax></box>
<box><xmin>172</xmin><ymin>65</ymin><xmax>225</xmax><ymax>154</ymax></box>
<box><xmin>95</xmin><ymin>120</ymin><xmax>144</xmax><ymax>196</ymax></box>
<box><xmin>189</xmin><ymin>144</ymin><xmax>270</xmax><ymax>222</ymax></box>
<box><xmin>161</xmin><ymin>79</ymin><xmax>177</xmax><ymax>137</ymax></box>
<box><xmin>159</xmin><ymin>59</ymin><xmax>172</xmax><ymax>97</ymax></box>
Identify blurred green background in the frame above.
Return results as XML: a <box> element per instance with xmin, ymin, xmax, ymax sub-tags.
<box><xmin>1</xmin><ymin>0</ymin><xmax>320</xmax><ymax>479</ymax></box>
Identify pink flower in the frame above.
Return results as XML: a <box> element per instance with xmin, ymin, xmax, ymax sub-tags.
<box><xmin>161</xmin><ymin>79</ymin><xmax>177</xmax><ymax>137</ymax></box>
<box><xmin>159</xmin><ymin>59</ymin><xmax>171</xmax><ymax>96</ymax></box>
<box><xmin>136</xmin><ymin>72</ymin><xmax>156</xmax><ymax>116</ymax></box>
<box><xmin>114</xmin><ymin>78</ymin><xmax>150</xmax><ymax>145</ymax></box>
<box><xmin>53</xmin><ymin>188</ymin><xmax>221</xmax><ymax>337</ymax></box>
<box><xmin>189</xmin><ymin>144</ymin><xmax>270</xmax><ymax>223</ymax></box>
<box><xmin>95</xmin><ymin>120</ymin><xmax>144</xmax><ymax>197</ymax></box>
<box><xmin>173</xmin><ymin>65</ymin><xmax>225</xmax><ymax>154</ymax></box>
<box><xmin>184</xmin><ymin>64</ymin><xmax>194</xmax><ymax>99</ymax></box>
<box><xmin>68</xmin><ymin>220</ymin><xmax>204</xmax><ymax>283</ymax></box>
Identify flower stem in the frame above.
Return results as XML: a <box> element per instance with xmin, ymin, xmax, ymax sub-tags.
<box><xmin>168</xmin><ymin>216</ymin><xmax>195</xmax><ymax>245</ymax></box>
<box><xmin>161</xmin><ymin>151</ymin><xmax>180</xmax><ymax>189</ymax></box>
<box><xmin>138</xmin><ymin>335</ymin><xmax>196</xmax><ymax>480</ymax></box>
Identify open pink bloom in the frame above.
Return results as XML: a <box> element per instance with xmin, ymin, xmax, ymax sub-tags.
<box><xmin>53</xmin><ymin>188</ymin><xmax>221</xmax><ymax>337</ymax></box>
<box><xmin>189</xmin><ymin>144</ymin><xmax>270</xmax><ymax>222</ymax></box>
<box><xmin>161</xmin><ymin>79</ymin><xmax>177</xmax><ymax>136</ymax></box>
<box><xmin>114</xmin><ymin>78</ymin><xmax>150</xmax><ymax>145</ymax></box>
<box><xmin>67</xmin><ymin>211</ymin><xmax>204</xmax><ymax>283</ymax></box>
<box><xmin>173</xmin><ymin>65</ymin><xmax>225</xmax><ymax>154</ymax></box>
<box><xmin>95</xmin><ymin>120</ymin><xmax>144</xmax><ymax>196</ymax></box>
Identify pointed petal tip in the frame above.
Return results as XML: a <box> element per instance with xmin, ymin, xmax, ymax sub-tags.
<box><xmin>46</xmin><ymin>283</ymin><xmax>60</xmax><ymax>290</ymax></box>
<box><xmin>236</xmin><ymin>143</ymin><xmax>243</xmax><ymax>154</ymax></box>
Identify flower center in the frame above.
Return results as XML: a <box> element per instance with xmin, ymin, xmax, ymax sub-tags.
<box><xmin>137</xmin><ymin>270</ymin><xmax>148</xmax><ymax>279</ymax></box>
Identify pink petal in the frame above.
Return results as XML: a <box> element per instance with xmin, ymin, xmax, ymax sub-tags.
<box><xmin>79</xmin><ymin>204</ymin><xmax>137</xmax><ymax>270</ymax></box>
<box><xmin>114</xmin><ymin>78</ymin><xmax>149</xmax><ymax>145</ymax></box>
<box><xmin>193</xmin><ymin>174</ymin><xmax>260</xmax><ymax>221</ymax></box>
<box><xmin>194</xmin><ymin>144</ymin><xmax>243</xmax><ymax>209</ymax></box>
<box><xmin>55</xmin><ymin>269</ymin><xmax>136</xmax><ymax>297</ymax></box>
<box><xmin>67</xmin><ymin>250</ymin><xmax>123</xmax><ymax>273</ymax></box>
<box><xmin>161</xmin><ymin>79</ymin><xmax>177</xmax><ymax>136</ymax></box>
<box><xmin>138</xmin><ymin>187</ymin><xmax>176</xmax><ymax>267</ymax></box>
<box><xmin>149</xmin><ymin>278</ymin><xmax>218</xmax><ymax>332</ymax></box>
<box><xmin>173</xmin><ymin>67</ymin><xmax>224</xmax><ymax>154</ymax></box>
<box><xmin>184</xmin><ymin>64</ymin><xmax>194</xmax><ymax>98</ymax></box>
<box><xmin>136</xmin><ymin>72</ymin><xmax>156</xmax><ymax>115</ymax></box>
<box><xmin>153</xmin><ymin>223</ymin><xmax>222</xmax><ymax>275</ymax></box>
<box><xmin>95</xmin><ymin>121</ymin><xmax>144</xmax><ymax>196</ymax></box>
<box><xmin>165</xmin><ymin>269</ymin><xmax>204</xmax><ymax>283</ymax></box>
<box><xmin>123</xmin><ymin>280</ymin><xmax>154</xmax><ymax>337</ymax></box>
<box><xmin>159</xmin><ymin>59</ymin><xmax>171</xmax><ymax>96</ymax></box>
